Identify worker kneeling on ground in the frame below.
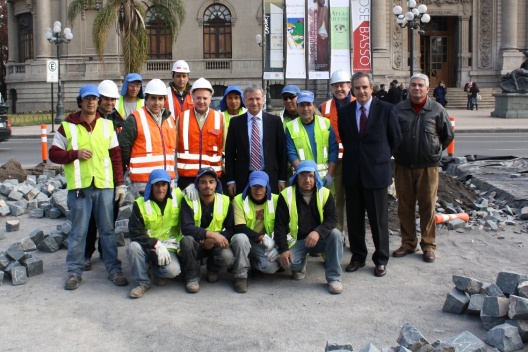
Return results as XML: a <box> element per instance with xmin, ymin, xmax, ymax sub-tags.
<box><xmin>127</xmin><ymin>169</ymin><xmax>183</xmax><ymax>298</ymax></box>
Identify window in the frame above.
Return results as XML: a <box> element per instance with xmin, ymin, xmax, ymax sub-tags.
<box><xmin>17</xmin><ymin>13</ymin><xmax>33</xmax><ymax>62</ymax></box>
<box><xmin>146</xmin><ymin>9</ymin><xmax>172</xmax><ymax>60</ymax></box>
<box><xmin>203</xmin><ymin>4</ymin><xmax>232</xmax><ymax>59</ymax></box>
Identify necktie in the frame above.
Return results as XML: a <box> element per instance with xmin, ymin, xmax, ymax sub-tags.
<box><xmin>359</xmin><ymin>105</ymin><xmax>368</xmax><ymax>137</ymax></box>
<box><xmin>250</xmin><ymin>115</ymin><xmax>262</xmax><ymax>170</ymax></box>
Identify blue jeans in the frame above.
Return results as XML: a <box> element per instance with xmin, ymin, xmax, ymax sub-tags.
<box><xmin>126</xmin><ymin>241</ymin><xmax>181</xmax><ymax>286</ymax></box>
<box><xmin>247</xmin><ymin>238</ymin><xmax>280</xmax><ymax>274</ymax></box>
<box><xmin>66</xmin><ymin>187</ymin><xmax>122</xmax><ymax>277</ymax></box>
<box><xmin>289</xmin><ymin>228</ymin><xmax>344</xmax><ymax>282</ymax></box>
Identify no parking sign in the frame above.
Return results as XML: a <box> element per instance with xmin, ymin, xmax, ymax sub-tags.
<box><xmin>46</xmin><ymin>60</ymin><xmax>59</xmax><ymax>83</ymax></box>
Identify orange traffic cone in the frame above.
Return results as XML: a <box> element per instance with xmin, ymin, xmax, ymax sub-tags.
<box><xmin>435</xmin><ymin>213</ymin><xmax>469</xmax><ymax>224</ymax></box>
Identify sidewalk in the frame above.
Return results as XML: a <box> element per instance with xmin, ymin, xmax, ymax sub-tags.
<box><xmin>8</xmin><ymin>109</ymin><xmax>528</xmax><ymax>138</ymax></box>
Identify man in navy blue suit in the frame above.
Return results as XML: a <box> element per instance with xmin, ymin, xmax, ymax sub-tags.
<box><xmin>337</xmin><ymin>72</ymin><xmax>402</xmax><ymax>277</ymax></box>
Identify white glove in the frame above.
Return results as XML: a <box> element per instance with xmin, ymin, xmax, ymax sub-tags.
<box><xmin>170</xmin><ymin>179</ymin><xmax>178</xmax><ymax>189</ymax></box>
<box><xmin>261</xmin><ymin>235</ymin><xmax>276</xmax><ymax>251</ymax></box>
<box><xmin>114</xmin><ymin>185</ymin><xmax>126</xmax><ymax>205</ymax></box>
<box><xmin>183</xmin><ymin>183</ymin><xmax>199</xmax><ymax>201</ymax></box>
<box><xmin>154</xmin><ymin>241</ymin><xmax>171</xmax><ymax>266</ymax></box>
<box><xmin>161</xmin><ymin>239</ymin><xmax>179</xmax><ymax>251</ymax></box>
<box><xmin>323</xmin><ymin>174</ymin><xmax>333</xmax><ymax>189</ymax></box>
<box><xmin>266</xmin><ymin>248</ymin><xmax>280</xmax><ymax>262</ymax></box>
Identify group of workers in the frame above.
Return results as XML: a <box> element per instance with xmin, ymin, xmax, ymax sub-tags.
<box><xmin>49</xmin><ymin>59</ymin><xmax>454</xmax><ymax>298</ymax></box>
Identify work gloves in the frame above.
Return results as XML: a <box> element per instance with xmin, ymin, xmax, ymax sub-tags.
<box><xmin>115</xmin><ymin>185</ymin><xmax>127</xmax><ymax>205</ymax></box>
<box><xmin>183</xmin><ymin>183</ymin><xmax>199</xmax><ymax>201</ymax></box>
<box><xmin>154</xmin><ymin>241</ymin><xmax>171</xmax><ymax>266</ymax></box>
<box><xmin>323</xmin><ymin>174</ymin><xmax>333</xmax><ymax>189</ymax></box>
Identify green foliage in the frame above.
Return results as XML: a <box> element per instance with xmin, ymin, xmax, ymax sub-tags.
<box><xmin>8</xmin><ymin>113</ymin><xmax>56</xmax><ymax>126</ymax></box>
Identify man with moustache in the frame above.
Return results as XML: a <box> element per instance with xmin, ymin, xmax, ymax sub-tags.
<box><xmin>165</xmin><ymin>60</ymin><xmax>194</xmax><ymax>117</ymax></box>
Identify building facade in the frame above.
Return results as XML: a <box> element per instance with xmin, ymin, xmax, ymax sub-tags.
<box><xmin>5</xmin><ymin>0</ymin><xmax>528</xmax><ymax>113</ymax></box>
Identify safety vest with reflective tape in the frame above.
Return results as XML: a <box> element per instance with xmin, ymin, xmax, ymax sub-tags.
<box><xmin>177</xmin><ymin>109</ymin><xmax>223</xmax><ymax>177</ymax></box>
<box><xmin>281</xmin><ymin>185</ymin><xmax>330</xmax><ymax>248</ymax></box>
<box><xmin>286</xmin><ymin>115</ymin><xmax>331</xmax><ymax>177</ymax></box>
<box><xmin>233</xmin><ymin>193</ymin><xmax>278</xmax><ymax>236</ymax></box>
<box><xmin>63</xmin><ymin>118</ymin><xmax>114</xmax><ymax>190</ymax></box>
<box><xmin>166</xmin><ymin>87</ymin><xmax>194</xmax><ymax>118</ymax></box>
<box><xmin>116</xmin><ymin>97</ymin><xmax>144</xmax><ymax>119</ymax></box>
<box><xmin>320</xmin><ymin>96</ymin><xmax>355</xmax><ymax>160</ymax></box>
<box><xmin>129</xmin><ymin>107</ymin><xmax>176</xmax><ymax>183</ymax></box>
<box><xmin>185</xmin><ymin>193</ymin><xmax>230</xmax><ymax>232</ymax></box>
<box><xmin>136</xmin><ymin>188</ymin><xmax>183</xmax><ymax>252</ymax></box>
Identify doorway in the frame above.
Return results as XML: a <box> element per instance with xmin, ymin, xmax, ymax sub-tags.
<box><xmin>420</xmin><ymin>16</ymin><xmax>456</xmax><ymax>87</ymax></box>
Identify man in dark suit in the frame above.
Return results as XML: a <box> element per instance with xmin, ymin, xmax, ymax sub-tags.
<box><xmin>225</xmin><ymin>85</ymin><xmax>287</xmax><ymax>196</ymax></box>
<box><xmin>337</xmin><ymin>72</ymin><xmax>402</xmax><ymax>277</ymax></box>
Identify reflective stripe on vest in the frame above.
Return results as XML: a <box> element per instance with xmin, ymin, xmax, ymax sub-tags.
<box><xmin>167</xmin><ymin>87</ymin><xmax>193</xmax><ymax>118</ymax></box>
<box><xmin>234</xmin><ymin>193</ymin><xmax>277</xmax><ymax>236</ymax></box>
<box><xmin>321</xmin><ymin>97</ymin><xmax>355</xmax><ymax>160</ymax></box>
<box><xmin>187</xmin><ymin>193</ymin><xmax>229</xmax><ymax>232</ymax></box>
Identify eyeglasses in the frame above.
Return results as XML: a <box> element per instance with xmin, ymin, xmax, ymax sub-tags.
<box><xmin>282</xmin><ymin>95</ymin><xmax>297</xmax><ymax>101</ymax></box>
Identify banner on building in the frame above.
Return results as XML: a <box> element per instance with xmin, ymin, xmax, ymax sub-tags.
<box><xmin>285</xmin><ymin>0</ymin><xmax>306</xmax><ymax>79</ymax></box>
<box><xmin>329</xmin><ymin>0</ymin><xmax>351</xmax><ymax>75</ymax></box>
<box><xmin>351</xmin><ymin>0</ymin><xmax>371</xmax><ymax>73</ymax></box>
<box><xmin>264</xmin><ymin>0</ymin><xmax>285</xmax><ymax>80</ymax></box>
<box><xmin>308</xmin><ymin>0</ymin><xmax>330</xmax><ymax>79</ymax></box>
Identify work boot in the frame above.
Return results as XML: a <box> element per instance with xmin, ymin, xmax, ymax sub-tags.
<box><xmin>186</xmin><ymin>281</ymin><xmax>200</xmax><ymax>293</ymax></box>
<box><xmin>206</xmin><ymin>271</ymin><xmax>219</xmax><ymax>283</ymax></box>
<box><xmin>153</xmin><ymin>275</ymin><xmax>168</xmax><ymax>286</ymax></box>
<box><xmin>328</xmin><ymin>281</ymin><xmax>343</xmax><ymax>294</ymax></box>
<box><xmin>234</xmin><ymin>278</ymin><xmax>248</xmax><ymax>293</ymax></box>
<box><xmin>292</xmin><ymin>270</ymin><xmax>306</xmax><ymax>281</ymax></box>
<box><xmin>64</xmin><ymin>274</ymin><xmax>82</xmax><ymax>290</ymax></box>
<box><xmin>129</xmin><ymin>285</ymin><xmax>150</xmax><ymax>299</ymax></box>
<box><xmin>109</xmin><ymin>272</ymin><xmax>128</xmax><ymax>286</ymax></box>
<box><xmin>84</xmin><ymin>258</ymin><xmax>92</xmax><ymax>271</ymax></box>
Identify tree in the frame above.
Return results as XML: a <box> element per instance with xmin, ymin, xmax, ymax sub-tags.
<box><xmin>68</xmin><ymin>0</ymin><xmax>185</xmax><ymax>74</ymax></box>
<box><xmin>0</xmin><ymin>0</ymin><xmax>8</xmax><ymax>101</ymax></box>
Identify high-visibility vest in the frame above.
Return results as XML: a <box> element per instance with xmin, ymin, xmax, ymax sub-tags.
<box><xmin>166</xmin><ymin>87</ymin><xmax>194</xmax><ymax>118</ymax></box>
<box><xmin>116</xmin><ymin>96</ymin><xmax>144</xmax><ymax>119</ymax></box>
<box><xmin>136</xmin><ymin>188</ymin><xmax>183</xmax><ymax>252</ymax></box>
<box><xmin>129</xmin><ymin>107</ymin><xmax>177</xmax><ymax>183</ymax></box>
<box><xmin>281</xmin><ymin>185</ymin><xmax>330</xmax><ymax>248</ymax></box>
<box><xmin>286</xmin><ymin>115</ymin><xmax>331</xmax><ymax>177</ymax></box>
<box><xmin>320</xmin><ymin>96</ymin><xmax>355</xmax><ymax>160</ymax></box>
<box><xmin>223</xmin><ymin>107</ymin><xmax>247</xmax><ymax>134</ymax></box>
<box><xmin>233</xmin><ymin>193</ymin><xmax>278</xmax><ymax>236</ymax></box>
<box><xmin>177</xmin><ymin>109</ymin><xmax>223</xmax><ymax>177</ymax></box>
<box><xmin>62</xmin><ymin>118</ymin><xmax>114</xmax><ymax>190</ymax></box>
<box><xmin>185</xmin><ymin>193</ymin><xmax>230</xmax><ymax>232</ymax></box>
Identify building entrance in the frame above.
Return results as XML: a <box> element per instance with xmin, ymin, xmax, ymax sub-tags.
<box><xmin>420</xmin><ymin>16</ymin><xmax>456</xmax><ymax>87</ymax></box>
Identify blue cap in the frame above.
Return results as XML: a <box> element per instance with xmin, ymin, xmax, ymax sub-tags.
<box><xmin>143</xmin><ymin>169</ymin><xmax>171</xmax><ymax>201</ymax></box>
<box><xmin>194</xmin><ymin>167</ymin><xmax>222</xmax><ymax>193</ymax></box>
<box><xmin>281</xmin><ymin>85</ymin><xmax>301</xmax><ymax>96</ymax></box>
<box><xmin>79</xmin><ymin>85</ymin><xmax>100</xmax><ymax>99</ymax></box>
<box><xmin>296</xmin><ymin>91</ymin><xmax>315</xmax><ymax>104</ymax></box>
<box><xmin>242</xmin><ymin>171</ymin><xmax>271</xmax><ymax>200</ymax></box>
<box><xmin>289</xmin><ymin>160</ymin><xmax>323</xmax><ymax>189</ymax></box>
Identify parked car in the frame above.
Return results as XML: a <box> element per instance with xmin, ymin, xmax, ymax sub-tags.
<box><xmin>0</xmin><ymin>99</ymin><xmax>12</xmax><ymax>142</ymax></box>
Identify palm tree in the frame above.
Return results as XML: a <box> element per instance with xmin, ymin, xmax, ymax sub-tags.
<box><xmin>68</xmin><ymin>0</ymin><xmax>185</xmax><ymax>74</ymax></box>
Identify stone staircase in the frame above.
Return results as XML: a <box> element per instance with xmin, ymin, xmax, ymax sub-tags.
<box><xmin>430</xmin><ymin>87</ymin><xmax>501</xmax><ymax>110</ymax></box>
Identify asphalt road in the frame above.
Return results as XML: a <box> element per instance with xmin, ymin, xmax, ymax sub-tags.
<box><xmin>0</xmin><ymin>138</ymin><xmax>50</xmax><ymax>167</ymax></box>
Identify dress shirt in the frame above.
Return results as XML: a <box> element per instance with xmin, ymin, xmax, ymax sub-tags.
<box><xmin>355</xmin><ymin>97</ymin><xmax>373</xmax><ymax>131</ymax></box>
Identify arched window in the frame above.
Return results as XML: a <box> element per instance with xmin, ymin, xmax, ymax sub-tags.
<box><xmin>203</xmin><ymin>4</ymin><xmax>232</xmax><ymax>59</ymax></box>
<box><xmin>146</xmin><ymin>8</ymin><xmax>171</xmax><ymax>60</ymax></box>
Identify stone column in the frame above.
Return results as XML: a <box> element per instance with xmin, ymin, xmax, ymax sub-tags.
<box><xmin>35</xmin><ymin>0</ymin><xmax>52</xmax><ymax>58</ymax></box>
<box><xmin>7</xmin><ymin>1</ymin><xmax>18</xmax><ymax>63</ymax></box>
<box><xmin>372</xmin><ymin>0</ymin><xmax>387</xmax><ymax>51</ymax></box>
<box><xmin>457</xmin><ymin>16</ymin><xmax>471</xmax><ymax>86</ymax></box>
<box><xmin>500</xmin><ymin>0</ymin><xmax>519</xmax><ymax>71</ymax></box>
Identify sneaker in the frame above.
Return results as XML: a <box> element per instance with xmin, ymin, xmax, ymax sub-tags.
<box><xmin>292</xmin><ymin>270</ymin><xmax>306</xmax><ymax>281</ymax></box>
<box><xmin>129</xmin><ymin>285</ymin><xmax>150</xmax><ymax>299</ymax></box>
<box><xmin>234</xmin><ymin>278</ymin><xmax>248</xmax><ymax>293</ymax></box>
<box><xmin>109</xmin><ymin>272</ymin><xmax>129</xmax><ymax>286</ymax></box>
<box><xmin>153</xmin><ymin>276</ymin><xmax>168</xmax><ymax>286</ymax></box>
<box><xmin>206</xmin><ymin>271</ymin><xmax>219</xmax><ymax>283</ymax></box>
<box><xmin>84</xmin><ymin>258</ymin><xmax>92</xmax><ymax>271</ymax></box>
<box><xmin>186</xmin><ymin>281</ymin><xmax>200</xmax><ymax>293</ymax></box>
<box><xmin>328</xmin><ymin>280</ymin><xmax>343</xmax><ymax>294</ymax></box>
<box><xmin>65</xmin><ymin>274</ymin><xmax>82</xmax><ymax>290</ymax></box>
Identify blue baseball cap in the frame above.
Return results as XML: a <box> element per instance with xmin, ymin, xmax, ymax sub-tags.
<box><xmin>290</xmin><ymin>160</ymin><xmax>323</xmax><ymax>189</ymax></box>
<box><xmin>296</xmin><ymin>91</ymin><xmax>315</xmax><ymax>104</ymax></box>
<box><xmin>281</xmin><ymin>85</ymin><xmax>301</xmax><ymax>96</ymax></box>
<box><xmin>79</xmin><ymin>85</ymin><xmax>100</xmax><ymax>99</ymax></box>
<box><xmin>243</xmin><ymin>171</ymin><xmax>271</xmax><ymax>200</ymax></box>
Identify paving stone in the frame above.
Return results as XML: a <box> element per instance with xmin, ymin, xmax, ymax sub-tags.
<box><xmin>21</xmin><ymin>251</ymin><xmax>32</xmax><ymax>260</ymax></box>
<box><xmin>454</xmin><ymin>157</ymin><xmax>467</xmax><ymax>165</ymax></box>
<box><xmin>27</xmin><ymin>200</ymin><xmax>38</xmax><ymax>210</ymax></box>
<box><xmin>36</xmin><ymin>236</ymin><xmax>60</xmax><ymax>253</ymax></box>
<box><xmin>453</xmin><ymin>275</ymin><xmax>484</xmax><ymax>294</ymax></box>
<box><xmin>0</xmin><ymin>183</ymin><xmax>14</xmax><ymax>195</ymax></box>
<box><xmin>430</xmin><ymin>341</ymin><xmax>455</xmax><ymax>352</ymax></box>
<box><xmin>520</xmin><ymin>207</ymin><xmax>528</xmax><ymax>220</ymax></box>
<box><xmin>50</xmin><ymin>233</ymin><xmax>65</xmax><ymax>247</ymax></box>
<box><xmin>497</xmin><ymin>272</ymin><xmax>528</xmax><ymax>296</ymax></box>
<box><xmin>0</xmin><ymin>270</ymin><xmax>3</xmax><ymax>285</ymax></box>
<box><xmin>446</xmin><ymin>331</ymin><xmax>487</xmax><ymax>352</ymax></box>
<box><xmin>467</xmin><ymin>294</ymin><xmax>486</xmax><ymax>315</ymax></box>
<box><xmin>59</xmin><ymin>221</ymin><xmax>72</xmax><ymax>235</ymax></box>
<box><xmin>116</xmin><ymin>232</ymin><xmax>126</xmax><ymax>247</ymax></box>
<box><xmin>0</xmin><ymin>252</ymin><xmax>10</xmax><ymax>269</ymax></box>
<box><xmin>29</xmin><ymin>208</ymin><xmax>44</xmax><ymax>218</ymax></box>
<box><xmin>502</xmin><ymin>206</ymin><xmax>514</xmax><ymax>216</ymax></box>
<box><xmin>485</xmin><ymin>323</ymin><xmax>524</xmax><ymax>352</ymax></box>
<box><xmin>481</xmin><ymin>312</ymin><xmax>507</xmax><ymax>331</ymax></box>
<box><xmin>25</xmin><ymin>175</ymin><xmax>37</xmax><ymax>185</ymax></box>
<box><xmin>359</xmin><ymin>343</ymin><xmax>381</xmax><ymax>352</ymax></box>
<box><xmin>10</xmin><ymin>265</ymin><xmax>27</xmax><ymax>286</ymax></box>
<box><xmin>0</xmin><ymin>206</ymin><xmax>10</xmax><ymax>215</ymax></box>
<box><xmin>517</xmin><ymin>281</ymin><xmax>528</xmax><ymax>299</ymax></box>
<box><xmin>50</xmin><ymin>189</ymin><xmax>68</xmax><ymax>216</ymax></box>
<box><xmin>25</xmin><ymin>187</ymin><xmax>40</xmax><ymax>201</ymax></box>
<box><xmin>397</xmin><ymin>323</ymin><xmax>429</xmax><ymax>351</ymax></box>
<box><xmin>28</xmin><ymin>229</ymin><xmax>44</xmax><ymax>246</ymax></box>
<box><xmin>4</xmin><ymin>179</ymin><xmax>19</xmax><ymax>186</ymax></box>
<box><xmin>486</xmin><ymin>283</ymin><xmax>506</xmax><ymax>298</ymax></box>
<box><xmin>505</xmin><ymin>320</ymin><xmax>528</xmax><ymax>343</ymax></box>
<box><xmin>19</xmin><ymin>237</ymin><xmax>37</xmax><ymax>251</ymax></box>
<box><xmin>447</xmin><ymin>218</ymin><xmax>467</xmax><ymax>230</ymax></box>
<box><xmin>115</xmin><ymin>225</ymin><xmax>129</xmax><ymax>239</ymax></box>
<box><xmin>37</xmin><ymin>175</ymin><xmax>48</xmax><ymax>184</ymax></box>
<box><xmin>0</xmin><ymin>230</ymin><xmax>5</xmax><ymax>240</ymax></box>
<box><xmin>395</xmin><ymin>348</ymin><xmax>411</xmax><ymax>352</ymax></box>
<box><xmin>485</xmin><ymin>220</ymin><xmax>499</xmax><ymax>231</ymax></box>
<box><xmin>49</xmin><ymin>207</ymin><xmax>62</xmax><ymax>219</ymax></box>
<box><xmin>5</xmin><ymin>219</ymin><xmax>20</xmax><ymax>232</ymax></box>
<box><xmin>508</xmin><ymin>295</ymin><xmax>528</xmax><ymax>320</ymax></box>
<box><xmin>7</xmin><ymin>190</ymin><xmax>23</xmax><ymax>201</ymax></box>
<box><xmin>6</xmin><ymin>243</ymin><xmax>25</xmax><ymax>261</ymax></box>
<box><xmin>20</xmin><ymin>257</ymin><xmax>43</xmax><ymax>277</ymax></box>
<box><xmin>117</xmin><ymin>204</ymin><xmax>133</xmax><ymax>220</ymax></box>
<box><xmin>325</xmin><ymin>339</ymin><xmax>353</xmax><ymax>351</ymax></box>
<box><xmin>17</xmin><ymin>183</ymin><xmax>32</xmax><ymax>195</ymax></box>
<box><xmin>44</xmin><ymin>169</ymin><xmax>56</xmax><ymax>178</ymax></box>
<box><xmin>8</xmin><ymin>203</ymin><xmax>25</xmax><ymax>216</ymax></box>
<box><xmin>443</xmin><ymin>288</ymin><xmax>470</xmax><ymax>314</ymax></box>
<box><xmin>483</xmin><ymin>296</ymin><xmax>510</xmax><ymax>317</ymax></box>
<box><xmin>3</xmin><ymin>260</ymin><xmax>21</xmax><ymax>276</ymax></box>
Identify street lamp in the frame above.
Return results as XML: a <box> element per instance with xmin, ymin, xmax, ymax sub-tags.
<box><xmin>45</xmin><ymin>21</ymin><xmax>73</xmax><ymax>124</ymax></box>
<box><xmin>256</xmin><ymin>33</ymin><xmax>273</xmax><ymax>112</ymax></box>
<box><xmin>393</xmin><ymin>1</ymin><xmax>430</xmax><ymax>77</ymax></box>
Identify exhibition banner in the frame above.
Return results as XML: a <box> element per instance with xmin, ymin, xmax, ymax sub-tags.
<box><xmin>285</xmin><ymin>0</ymin><xmax>306</xmax><ymax>79</ymax></box>
<box><xmin>351</xmin><ymin>0</ymin><xmax>371</xmax><ymax>73</ymax></box>
<box><xmin>308</xmin><ymin>0</ymin><xmax>330</xmax><ymax>79</ymax></box>
<box><xmin>329</xmin><ymin>0</ymin><xmax>351</xmax><ymax>75</ymax></box>
<box><xmin>264</xmin><ymin>0</ymin><xmax>285</xmax><ymax>79</ymax></box>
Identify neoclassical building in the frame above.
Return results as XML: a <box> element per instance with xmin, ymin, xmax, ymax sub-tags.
<box><xmin>5</xmin><ymin>0</ymin><xmax>528</xmax><ymax>113</ymax></box>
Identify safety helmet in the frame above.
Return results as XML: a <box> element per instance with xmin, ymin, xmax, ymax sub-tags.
<box><xmin>330</xmin><ymin>70</ymin><xmax>351</xmax><ymax>85</ymax></box>
<box><xmin>191</xmin><ymin>77</ymin><xmax>214</xmax><ymax>95</ymax></box>
<box><xmin>97</xmin><ymin>80</ymin><xmax>120</xmax><ymax>99</ymax></box>
<box><xmin>172</xmin><ymin>60</ymin><xmax>190</xmax><ymax>73</ymax></box>
<box><xmin>144</xmin><ymin>79</ymin><xmax>168</xmax><ymax>95</ymax></box>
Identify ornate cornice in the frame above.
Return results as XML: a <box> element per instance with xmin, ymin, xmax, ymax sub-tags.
<box><xmin>392</xmin><ymin>0</ymin><xmax>403</xmax><ymax>70</ymax></box>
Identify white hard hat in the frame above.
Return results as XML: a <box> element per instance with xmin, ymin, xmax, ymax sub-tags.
<box><xmin>97</xmin><ymin>80</ymin><xmax>120</xmax><ymax>99</ymax></box>
<box><xmin>330</xmin><ymin>70</ymin><xmax>351</xmax><ymax>85</ymax></box>
<box><xmin>172</xmin><ymin>60</ymin><xmax>190</xmax><ymax>73</ymax></box>
<box><xmin>144</xmin><ymin>79</ymin><xmax>168</xmax><ymax>95</ymax></box>
<box><xmin>191</xmin><ymin>77</ymin><xmax>214</xmax><ymax>95</ymax></box>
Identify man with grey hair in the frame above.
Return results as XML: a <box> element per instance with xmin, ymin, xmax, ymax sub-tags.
<box><xmin>391</xmin><ymin>73</ymin><xmax>454</xmax><ymax>263</ymax></box>
<box><xmin>225</xmin><ymin>84</ymin><xmax>287</xmax><ymax>195</ymax></box>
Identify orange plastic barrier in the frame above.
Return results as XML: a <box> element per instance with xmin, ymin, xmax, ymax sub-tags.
<box><xmin>435</xmin><ymin>213</ymin><xmax>469</xmax><ymax>224</ymax></box>
<box><xmin>447</xmin><ymin>116</ymin><xmax>455</xmax><ymax>156</ymax></box>
<box><xmin>41</xmin><ymin>124</ymin><xmax>48</xmax><ymax>163</ymax></box>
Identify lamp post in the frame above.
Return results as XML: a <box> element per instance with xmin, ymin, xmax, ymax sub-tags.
<box><xmin>393</xmin><ymin>1</ymin><xmax>430</xmax><ymax>77</ymax></box>
<box><xmin>256</xmin><ymin>33</ymin><xmax>273</xmax><ymax>112</ymax></box>
<box><xmin>45</xmin><ymin>22</ymin><xmax>73</xmax><ymax>124</ymax></box>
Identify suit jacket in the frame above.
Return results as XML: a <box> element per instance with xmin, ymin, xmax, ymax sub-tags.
<box><xmin>337</xmin><ymin>98</ymin><xmax>402</xmax><ymax>189</ymax></box>
<box><xmin>225</xmin><ymin>111</ymin><xmax>287</xmax><ymax>194</ymax></box>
